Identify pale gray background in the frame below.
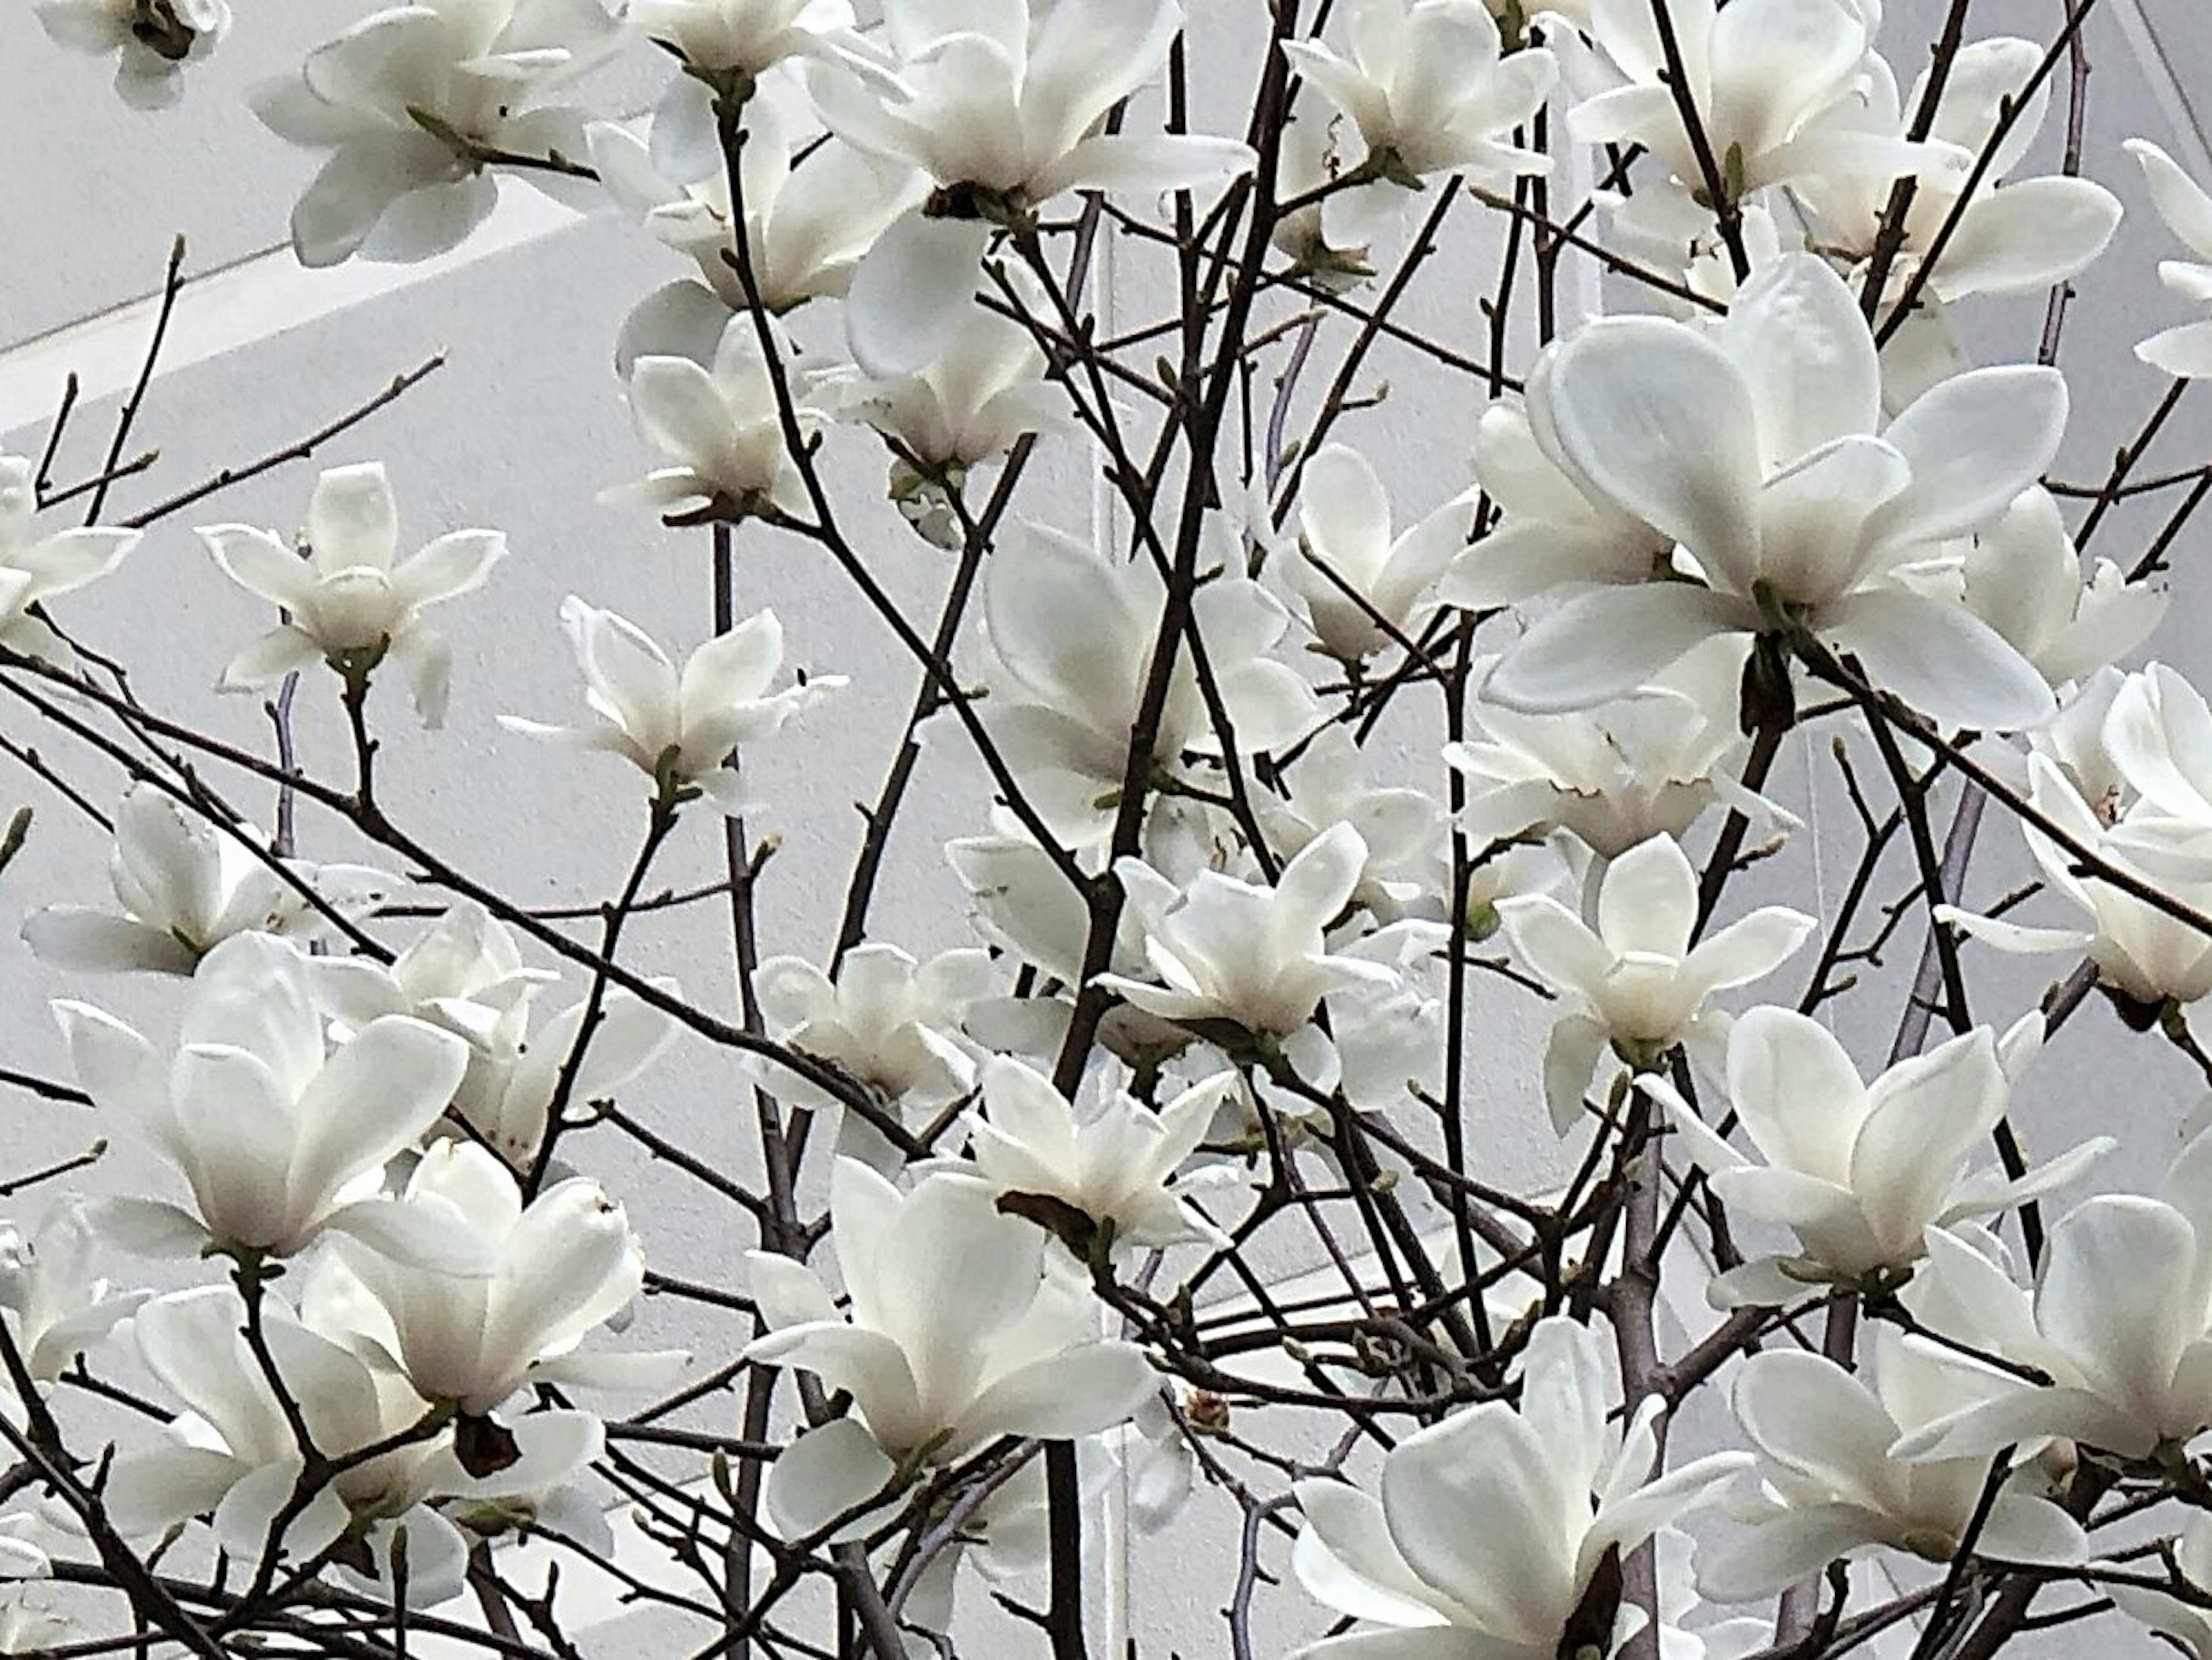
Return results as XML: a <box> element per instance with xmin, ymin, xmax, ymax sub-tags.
<box><xmin>5</xmin><ymin>0</ymin><xmax>2212</xmax><ymax>1653</ymax></box>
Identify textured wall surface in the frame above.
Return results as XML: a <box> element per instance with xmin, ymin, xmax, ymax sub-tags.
<box><xmin>5</xmin><ymin>1</ymin><xmax>2212</xmax><ymax>1654</ymax></box>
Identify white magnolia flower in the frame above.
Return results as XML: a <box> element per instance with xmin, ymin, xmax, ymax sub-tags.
<box><xmin>1270</xmin><ymin>92</ymin><xmax>1404</xmax><ymax>282</ymax></box>
<box><xmin>105</xmin><ymin>1286</ymin><xmax>456</xmax><ymax>1591</ymax></box>
<box><xmin>1564</xmin><ymin>0</ymin><xmax>1884</xmax><ymax>201</ymax></box>
<box><xmin>964</xmin><ymin>523</ymin><xmax>1316</xmax><ymax>848</ymax></box>
<box><xmin>2127</xmin><ymin>139</ymin><xmax>2212</xmax><ymax>377</ymax></box>
<box><xmin>1940</xmin><ymin>753</ymin><xmax>2212</xmax><ymax>1019</ymax></box>
<box><xmin>751</xmin><ymin>944</ymin><xmax>992</xmax><ymax>1165</ymax></box>
<box><xmin>1291</xmin><ymin>1314</ymin><xmax>1749</xmax><ymax>1660</ymax></box>
<box><xmin>329</xmin><ymin>1142</ymin><xmax>677</xmax><ymax>1414</ymax></box>
<box><xmin>2104</xmin><ymin>662</ymin><xmax>2212</xmax><ymax>831</ymax></box>
<box><xmin>1287</xmin><ymin>444</ymin><xmax>1472</xmax><ymax>664</ymax></box>
<box><xmin>2031</xmin><ymin>665</ymin><xmax>2131</xmax><ymax>819</ymax></box>
<box><xmin>629</xmin><ymin>0</ymin><xmax>862</xmax><ymax>81</ymax></box>
<box><xmin>1791</xmin><ymin>39</ymin><xmax>2120</xmax><ymax>330</ymax></box>
<box><xmin>1942</xmin><ymin>487</ymin><xmax>2166</xmax><ymax>689</ymax></box>
<box><xmin>253</xmin><ymin>0</ymin><xmax>615</xmax><ymax>266</ymax></box>
<box><xmin>812</xmin><ymin>0</ymin><xmax>1256</xmax><ymax>373</ymax></box>
<box><xmin>1483</xmin><ymin>253</ymin><xmax>2069</xmax><ymax>732</ymax></box>
<box><xmin>200</xmin><ymin>463</ymin><xmax>506</xmax><ymax>728</ymax></box>
<box><xmin>1281</xmin><ymin>0</ymin><xmax>1556</xmax><ymax>183</ymax></box>
<box><xmin>815</xmin><ymin>269</ymin><xmax>1072</xmax><ymax>480</ymax></box>
<box><xmin>315</xmin><ymin>901</ymin><xmax>669</xmax><ymax>1168</ymax></box>
<box><xmin>502</xmin><ymin>596</ymin><xmax>840</xmax><ymax>813</ymax></box>
<box><xmin>1495</xmin><ymin>833</ymin><xmax>1813</xmax><ymax>1131</ymax></box>
<box><xmin>1098</xmin><ymin>824</ymin><xmax>1413</xmax><ymax>1066</ymax></box>
<box><xmin>745</xmin><ymin>1162</ymin><xmax>1156</xmax><ymax>1515</ymax></box>
<box><xmin>1700</xmin><ymin>1324</ymin><xmax>2086</xmax><ymax>1602</ymax></box>
<box><xmin>55</xmin><ymin>933</ymin><xmax>475</xmax><ymax>1264</ymax></box>
<box><xmin>1894</xmin><ymin>1128</ymin><xmax>2212</xmax><ymax>1464</ymax></box>
<box><xmin>1650</xmin><ymin>1007</ymin><xmax>2105</xmax><ymax>1305</ymax></box>
<box><xmin>962</xmin><ymin>1056</ymin><xmax>1236</xmax><ymax>1250</ymax></box>
<box><xmin>0</xmin><ymin>1205</ymin><xmax>145</xmax><ymax>1383</ymax></box>
<box><xmin>587</xmin><ymin>88</ymin><xmax>919</xmax><ymax>313</ymax></box>
<box><xmin>1446</xmin><ymin>642</ymin><xmax>1788</xmax><ymax>858</ymax></box>
<box><xmin>1260</xmin><ymin>726</ymin><xmax>1448</xmax><ymax>920</ymax></box>
<box><xmin>23</xmin><ymin>784</ymin><xmax>390</xmax><ymax>975</ymax></box>
<box><xmin>605</xmin><ymin>316</ymin><xmax>819</xmax><ymax>521</ymax></box>
<box><xmin>35</xmin><ymin>0</ymin><xmax>228</xmax><ymax>107</ymax></box>
<box><xmin>0</xmin><ymin>456</ymin><xmax>138</xmax><ymax>668</ymax></box>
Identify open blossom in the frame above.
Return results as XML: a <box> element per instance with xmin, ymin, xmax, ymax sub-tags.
<box><xmin>253</xmin><ymin>0</ymin><xmax>615</xmax><ymax>267</ymax></box>
<box><xmin>630</xmin><ymin>0</ymin><xmax>865</xmax><ymax>83</ymax></box>
<box><xmin>605</xmin><ymin>316</ymin><xmax>818</xmax><ymax>521</ymax></box>
<box><xmin>106</xmin><ymin>1280</ymin><xmax>603</xmax><ymax>1604</ymax></box>
<box><xmin>55</xmin><ymin>933</ymin><xmax>474</xmax><ymax>1265</ymax></box>
<box><xmin>1701</xmin><ymin>1324</ymin><xmax>2086</xmax><ymax>1602</ymax></box>
<box><xmin>1790</xmin><ymin>39</ymin><xmax>2120</xmax><ymax>400</ymax></box>
<box><xmin>23</xmin><ymin>784</ymin><xmax>389</xmax><ymax>976</ymax></box>
<box><xmin>751</xmin><ymin>944</ymin><xmax>992</xmax><ymax>1165</ymax></box>
<box><xmin>1286</xmin><ymin>444</ymin><xmax>1472</xmax><ymax>664</ymax></box>
<box><xmin>2127</xmin><ymin>139</ymin><xmax>2212</xmax><ymax>377</ymax></box>
<box><xmin>588</xmin><ymin>86</ymin><xmax>919</xmax><ymax>314</ymax></box>
<box><xmin>1563</xmin><ymin>0</ymin><xmax>1886</xmax><ymax>202</ymax></box>
<box><xmin>200</xmin><ymin>463</ymin><xmax>506</xmax><ymax>727</ymax></box>
<box><xmin>1482</xmin><ymin>254</ymin><xmax>2069</xmax><ymax>732</ymax></box>
<box><xmin>965</xmin><ymin>524</ymin><xmax>1315</xmax><ymax>847</ymax></box>
<box><xmin>1281</xmin><ymin>0</ymin><xmax>1556</xmax><ymax>184</ymax></box>
<box><xmin>315</xmin><ymin>900</ymin><xmax>671</xmax><ymax>1168</ymax></box>
<box><xmin>328</xmin><ymin>1142</ymin><xmax>679</xmax><ymax>1415</ymax></box>
<box><xmin>35</xmin><ymin>0</ymin><xmax>228</xmax><ymax>107</ymax></box>
<box><xmin>744</xmin><ymin>1162</ymin><xmax>1156</xmax><ymax>1520</ymax></box>
<box><xmin>961</xmin><ymin>1058</ymin><xmax>1237</xmax><ymax>1251</ymax></box>
<box><xmin>1940</xmin><ymin>753</ymin><xmax>2212</xmax><ymax>1022</ymax></box>
<box><xmin>1650</xmin><ymin>1009</ymin><xmax>2106</xmax><ymax>1305</ymax></box>
<box><xmin>1098</xmin><ymin>825</ymin><xmax>1414</xmax><ymax>1071</ymax></box>
<box><xmin>1495</xmin><ymin>833</ymin><xmax>1813</xmax><ymax>1131</ymax></box>
<box><xmin>105</xmin><ymin>1287</ymin><xmax>455</xmax><ymax>1590</ymax></box>
<box><xmin>814</xmin><ymin>268</ymin><xmax>1073</xmax><ymax>482</ymax></box>
<box><xmin>1940</xmin><ymin>487</ymin><xmax>2167</xmax><ymax>689</ymax></box>
<box><xmin>1447</xmin><ymin>642</ymin><xmax>1789</xmax><ymax>858</ymax></box>
<box><xmin>502</xmin><ymin>596</ymin><xmax>841</xmax><ymax>813</ymax></box>
<box><xmin>1259</xmin><ymin>726</ymin><xmax>1448</xmax><ymax>920</ymax></box>
<box><xmin>1893</xmin><ymin>1130</ymin><xmax>2212</xmax><ymax>1465</ymax></box>
<box><xmin>0</xmin><ymin>456</ymin><xmax>138</xmax><ymax>668</ymax></box>
<box><xmin>1292</xmin><ymin>1314</ymin><xmax>1748</xmax><ymax>1660</ymax></box>
<box><xmin>0</xmin><ymin>1205</ymin><xmax>144</xmax><ymax>1383</ymax></box>
<box><xmin>812</xmin><ymin>0</ymin><xmax>1256</xmax><ymax>373</ymax></box>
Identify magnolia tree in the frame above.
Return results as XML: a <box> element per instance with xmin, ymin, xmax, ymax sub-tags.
<box><xmin>10</xmin><ymin>0</ymin><xmax>2212</xmax><ymax>1655</ymax></box>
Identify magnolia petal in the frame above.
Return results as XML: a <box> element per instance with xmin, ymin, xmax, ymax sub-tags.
<box><xmin>766</xmin><ymin>1419</ymin><xmax>901</xmax><ymax>1544</ymax></box>
<box><xmin>963</xmin><ymin>1341</ymin><xmax>1156</xmax><ymax>1443</ymax></box>
<box><xmin>1483</xmin><ymin>583</ymin><xmax>1745</xmax><ymax>713</ymax></box>
<box><xmin>2138</xmin><ymin>320</ymin><xmax>2212</xmax><ymax>380</ymax></box>
<box><xmin>1290</xmin><ymin>1479</ymin><xmax>1448</xmax><ymax>1629</ymax></box>
<box><xmin>2130</xmin><ymin>137</ymin><xmax>2212</xmax><ymax>262</ymax></box>
<box><xmin>1036</xmin><ymin>132</ymin><xmax>1256</xmax><ymax>200</ymax></box>
<box><xmin>1930</xmin><ymin>177</ymin><xmax>2122</xmax><ymax>300</ymax></box>
<box><xmin>1821</xmin><ymin>588</ymin><xmax>2055</xmax><ymax>733</ymax></box>
<box><xmin>1696</xmin><ymin>1502</ymin><xmax>1887</xmax><ymax>1603</ymax></box>
<box><xmin>1541</xmin><ymin>317</ymin><xmax>1763</xmax><ymax>587</ymax></box>
<box><xmin>85</xmin><ymin>1196</ymin><xmax>210</xmax><ymax>1258</ymax></box>
<box><xmin>845</xmin><ymin>211</ymin><xmax>993</xmax><ymax>379</ymax></box>
<box><xmin>21</xmin><ymin>909</ymin><xmax>198</xmax><ymax>976</ymax></box>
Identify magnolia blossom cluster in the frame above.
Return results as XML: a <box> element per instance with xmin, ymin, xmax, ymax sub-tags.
<box><xmin>16</xmin><ymin>0</ymin><xmax>2212</xmax><ymax>1658</ymax></box>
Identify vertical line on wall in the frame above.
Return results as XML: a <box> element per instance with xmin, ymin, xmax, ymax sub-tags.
<box><xmin>2109</xmin><ymin>0</ymin><xmax>2212</xmax><ymax>176</ymax></box>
